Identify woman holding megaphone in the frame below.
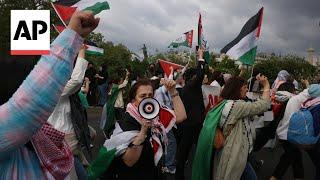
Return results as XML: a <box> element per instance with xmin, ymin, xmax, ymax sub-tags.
<box><xmin>88</xmin><ymin>79</ymin><xmax>187</xmax><ymax>180</ymax></box>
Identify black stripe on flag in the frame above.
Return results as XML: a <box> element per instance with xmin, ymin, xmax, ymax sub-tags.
<box><xmin>53</xmin><ymin>0</ymin><xmax>80</xmax><ymax>6</ymax></box>
<box><xmin>221</xmin><ymin>7</ymin><xmax>263</xmax><ymax>54</ymax></box>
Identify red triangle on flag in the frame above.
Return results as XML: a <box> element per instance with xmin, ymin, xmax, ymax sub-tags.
<box><xmin>52</xmin><ymin>24</ymin><xmax>66</xmax><ymax>33</ymax></box>
<box><xmin>52</xmin><ymin>4</ymin><xmax>77</xmax><ymax>25</ymax></box>
<box><xmin>184</xmin><ymin>30</ymin><xmax>193</xmax><ymax>48</ymax></box>
<box><xmin>158</xmin><ymin>60</ymin><xmax>183</xmax><ymax>77</ymax></box>
<box><xmin>159</xmin><ymin>108</ymin><xmax>175</xmax><ymax>128</ymax></box>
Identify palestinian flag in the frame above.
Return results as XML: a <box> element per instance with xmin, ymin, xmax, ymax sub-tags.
<box><xmin>51</xmin><ymin>0</ymin><xmax>110</xmax><ymax>25</ymax></box>
<box><xmin>198</xmin><ymin>13</ymin><xmax>210</xmax><ymax>64</ymax></box>
<box><xmin>220</xmin><ymin>7</ymin><xmax>264</xmax><ymax>65</ymax></box>
<box><xmin>192</xmin><ymin>100</ymin><xmax>227</xmax><ymax>180</ymax></box>
<box><xmin>87</xmin><ymin>103</ymin><xmax>176</xmax><ymax>180</ymax></box>
<box><xmin>52</xmin><ymin>24</ymin><xmax>104</xmax><ymax>55</ymax></box>
<box><xmin>84</xmin><ymin>40</ymin><xmax>104</xmax><ymax>55</ymax></box>
<box><xmin>158</xmin><ymin>59</ymin><xmax>183</xmax><ymax>77</ymax></box>
<box><xmin>168</xmin><ymin>30</ymin><xmax>193</xmax><ymax>48</ymax></box>
<box><xmin>198</xmin><ymin>13</ymin><xmax>206</xmax><ymax>49</ymax></box>
<box><xmin>52</xmin><ymin>24</ymin><xmax>65</xmax><ymax>33</ymax></box>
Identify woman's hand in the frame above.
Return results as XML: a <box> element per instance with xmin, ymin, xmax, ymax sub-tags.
<box><xmin>133</xmin><ymin>120</ymin><xmax>152</xmax><ymax>146</ymax></box>
<box><xmin>257</xmin><ymin>74</ymin><xmax>271</xmax><ymax>101</ymax></box>
<box><xmin>197</xmin><ymin>47</ymin><xmax>205</xmax><ymax>60</ymax></box>
<box><xmin>84</xmin><ymin>77</ymin><xmax>90</xmax><ymax>84</ymax></box>
<box><xmin>140</xmin><ymin>120</ymin><xmax>152</xmax><ymax>134</ymax></box>
<box><xmin>161</xmin><ymin>79</ymin><xmax>177</xmax><ymax>95</ymax></box>
<box><xmin>257</xmin><ymin>74</ymin><xmax>270</xmax><ymax>90</ymax></box>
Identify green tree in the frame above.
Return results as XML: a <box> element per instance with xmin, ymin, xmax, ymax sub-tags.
<box><xmin>215</xmin><ymin>57</ymin><xmax>240</xmax><ymax>75</ymax></box>
<box><xmin>255</xmin><ymin>55</ymin><xmax>316</xmax><ymax>82</ymax></box>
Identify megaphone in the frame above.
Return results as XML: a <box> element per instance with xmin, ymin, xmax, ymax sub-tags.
<box><xmin>138</xmin><ymin>98</ymin><xmax>160</xmax><ymax>120</ymax></box>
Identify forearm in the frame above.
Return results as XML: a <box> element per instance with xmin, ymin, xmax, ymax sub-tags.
<box><xmin>122</xmin><ymin>132</ymin><xmax>146</xmax><ymax>166</ymax></box>
<box><xmin>118</xmin><ymin>78</ymin><xmax>129</xmax><ymax>89</ymax></box>
<box><xmin>170</xmin><ymin>91</ymin><xmax>187</xmax><ymax>123</ymax></box>
<box><xmin>62</xmin><ymin>57</ymin><xmax>88</xmax><ymax>96</ymax></box>
<box><xmin>190</xmin><ymin>61</ymin><xmax>205</xmax><ymax>87</ymax></box>
<box><xmin>0</xmin><ymin>28</ymin><xmax>83</xmax><ymax>157</ymax></box>
<box><xmin>261</xmin><ymin>84</ymin><xmax>271</xmax><ymax>101</ymax></box>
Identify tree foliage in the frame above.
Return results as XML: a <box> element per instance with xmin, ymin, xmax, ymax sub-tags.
<box><xmin>255</xmin><ymin>55</ymin><xmax>317</xmax><ymax>82</ymax></box>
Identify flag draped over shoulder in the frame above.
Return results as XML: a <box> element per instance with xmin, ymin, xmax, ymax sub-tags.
<box><xmin>168</xmin><ymin>30</ymin><xmax>193</xmax><ymax>48</ymax></box>
<box><xmin>88</xmin><ymin>103</ymin><xmax>176</xmax><ymax>180</ymax></box>
<box><xmin>51</xmin><ymin>0</ymin><xmax>110</xmax><ymax>25</ymax></box>
<box><xmin>191</xmin><ymin>100</ymin><xmax>227</xmax><ymax>180</ymax></box>
<box><xmin>52</xmin><ymin>24</ymin><xmax>104</xmax><ymax>55</ymax></box>
<box><xmin>220</xmin><ymin>7</ymin><xmax>264</xmax><ymax>65</ymax></box>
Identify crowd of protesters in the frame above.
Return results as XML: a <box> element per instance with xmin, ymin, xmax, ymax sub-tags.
<box><xmin>1</xmin><ymin>10</ymin><xmax>320</xmax><ymax>180</ymax></box>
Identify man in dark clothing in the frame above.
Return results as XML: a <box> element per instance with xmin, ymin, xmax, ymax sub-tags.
<box><xmin>96</xmin><ymin>64</ymin><xmax>109</xmax><ymax>106</ymax></box>
<box><xmin>175</xmin><ymin>49</ymin><xmax>205</xmax><ymax>180</ymax></box>
<box><xmin>85</xmin><ymin>62</ymin><xmax>97</xmax><ymax>106</ymax></box>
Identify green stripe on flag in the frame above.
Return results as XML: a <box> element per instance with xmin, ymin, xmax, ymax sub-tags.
<box><xmin>239</xmin><ymin>46</ymin><xmax>257</xmax><ymax>65</ymax></box>
<box><xmin>85</xmin><ymin>50</ymin><xmax>104</xmax><ymax>56</ymax></box>
<box><xmin>87</xmin><ymin>146</ymin><xmax>117</xmax><ymax>180</ymax></box>
<box><xmin>168</xmin><ymin>41</ymin><xmax>188</xmax><ymax>48</ymax></box>
<box><xmin>83</xmin><ymin>1</ymin><xmax>110</xmax><ymax>15</ymax></box>
<box><xmin>192</xmin><ymin>100</ymin><xmax>227</xmax><ymax>180</ymax></box>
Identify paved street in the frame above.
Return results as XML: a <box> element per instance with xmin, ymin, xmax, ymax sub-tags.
<box><xmin>87</xmin><ymin>107</ymin><xmax>315</xmax><ymax>180</ymax></box>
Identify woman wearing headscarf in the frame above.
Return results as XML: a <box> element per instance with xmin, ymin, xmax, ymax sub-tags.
<box><xmin>88</xmin><ymin>79</ymin><xmax>186</xmax><ymax>180</ymax></box>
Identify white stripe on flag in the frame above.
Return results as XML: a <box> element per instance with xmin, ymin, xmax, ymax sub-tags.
<box><xmin>87</xmin><ymin>45</ymin><xmax>104</xmax><ymax>54</ymax></box>
<box><xmin>103</xmin><ymin>123</ymin><xmax>139</xmax><ymax>156</ymax></box>
<box><xmin>73</xmin><ymin>0</ymin><xmax>105</xmax><ymax>8</ymax></box>
<box><xmin>226</xmin><ymin>28</ymin><xmax>258</xmax><ymax>60</ymax></box>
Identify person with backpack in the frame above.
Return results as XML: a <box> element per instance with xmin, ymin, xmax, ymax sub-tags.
<box><xmin>253</xmin><ymin>82</ymin><xmax>296</xmax><ymax>151</ymax></box>
<box><xmin>271</xmin><ymin>84</ymin><xmax>320</xmax><ymax>180</ymax></box>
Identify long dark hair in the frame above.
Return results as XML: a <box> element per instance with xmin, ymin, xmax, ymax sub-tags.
<box><xmin>220</xmin><ymin>76</ymin><xmax>247</xmax><ymax>100</ymax></box>
<box><xmin>129</xmin><ymin>79</ymin><xmax>153</xmax><ymax>102</ymax></box>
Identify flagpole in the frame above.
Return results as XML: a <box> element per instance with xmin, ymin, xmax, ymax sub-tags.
<box><xmin>248</xmin><ymin>64</ymin><xmax>255</xmax><ymax>91</ymax></box>
<box><xmin>50</xmin><ymin>2</ymin><xmax>67</xmax><ymax>27</ymax></box>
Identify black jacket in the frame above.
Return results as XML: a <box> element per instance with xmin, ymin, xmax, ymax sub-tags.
<box><xmin>181</xmin><ymin>61</ymin><xmax>205</xmax><ymax>126</ymax></box>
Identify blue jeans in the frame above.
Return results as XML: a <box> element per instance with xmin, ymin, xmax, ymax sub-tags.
<box><xmin>74</xmin><ymin>156</ymin><xmax>88</xmax><ymax>180</ymax></box>
<box><xmin>241</xmin><ymin>163</ymin><xmax>257</xmax><ymax>180</ymax></box>
<box><xmin>98</xmin><ymin>82</ymin><xmax>107</xmax><ymax>106</ymax></box>
<box><xmin>165</xmin><ymin>129</ymin><xmax>177</xmax><ymax>171</ymax></box>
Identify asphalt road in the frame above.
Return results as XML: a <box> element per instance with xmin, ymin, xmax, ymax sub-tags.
<box><xmin>87</xmin><ymin>107</ymin><xmax>315</xmax><ymax>180</ymax></box>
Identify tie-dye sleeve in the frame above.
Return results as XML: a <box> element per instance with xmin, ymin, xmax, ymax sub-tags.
<box><xmin>0</xmin><ymin>28</ymin><xmax>83</xmax><ymax>158</ymax></box>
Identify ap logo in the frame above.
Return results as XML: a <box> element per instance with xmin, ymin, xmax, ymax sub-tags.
<box><xmin>11</xmin><ymin>10</ymin><xmax>50</xmax><ymax>55</ymax></box>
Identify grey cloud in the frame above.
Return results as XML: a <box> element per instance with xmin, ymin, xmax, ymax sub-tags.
<box><xmin>95</xmin><ymin>0</ymin><xmax>320</xmax><ymax>57</ymax></box>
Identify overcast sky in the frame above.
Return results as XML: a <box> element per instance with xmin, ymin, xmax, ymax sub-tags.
<box><xmin>95</xmin><ymin>0</ymin><xmax>320</xmax><ymax>58</ymax></box>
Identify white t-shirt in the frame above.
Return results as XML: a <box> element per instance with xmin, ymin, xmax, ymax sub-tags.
<box><xmin>276</xmin><ymin>89</ymin><xmax>310</xmax><ymax>140</ymax></box>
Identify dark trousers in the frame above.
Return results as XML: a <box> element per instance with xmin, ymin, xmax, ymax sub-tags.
<box><xmin>272</xmin><ymin>140</ymin><xmax>304</xmax><ymax>179</ymax></box>
<box><xmin>87</xmin><ymin>85</ymin><xmax>97</xmax><ymax>106</ymax></box>
<box><xmin>306</xmin><ymin>141</ymin><xmax>320</xmax><ymax>180</ymax></box>
<box><xmin>175</xmin><ymin>123</ymin><xmax>202</xmax><ymax>180</ymax></box>
<box><xmin>254</xmin><ymin>105</ymin><xmax>286</xmax><ymax>152</ymax></box>
<box><xmin>74</xmin><ymin>156</ymin><xmax>88</xmax><ymax>180</ymax></box>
